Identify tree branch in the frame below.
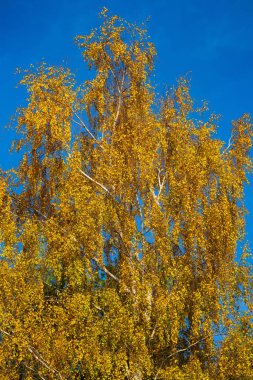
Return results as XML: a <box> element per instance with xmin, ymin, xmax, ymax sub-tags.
<box><xmin>79</xmin><ymin>169</ymin><xmax>111</xmax><ymax>194</ymax></box>
<box><xmin>154</xmin><ymin>331</ymin><xmax>227</xmax><ymax>379</ymax></box>
<box><xmin>0</xmin><ymin>329</ymin><xmax>65</xmax><ymax>380</ymax></box>
<box><xmin>113</xmin><ymin>70</ymin><xmax>125</xmax><ymax>128</ymax></box>
<box><xmin>28</xmin><ymin>346</ymin><xmax>65</xmax><ymax>380</ymax></box>
<box><xmin>10</xmin><ymin>194</ymin><xmax>130</xmax><ymax>293</ymax></box>
<box><xmin>221</xmin><ymin>135</ymin><xmax>233</xmax><ymax>156</ymax></box>
<box><xmin>72</xmin><ymin>109</ymin><xmax>104</xmax><ymax>150</ymax></box>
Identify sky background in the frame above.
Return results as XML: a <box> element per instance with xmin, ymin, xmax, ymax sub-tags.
<box><xmin>1</xmin><ymin>0</ymin><xmax>253</xmax><ymax>247</ymax></box>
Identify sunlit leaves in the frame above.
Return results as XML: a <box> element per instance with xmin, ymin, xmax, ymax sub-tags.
<box><xmin>0</xmin><ymin>9</ymin><xmax>252</xmax><ymax>380</ymax></box>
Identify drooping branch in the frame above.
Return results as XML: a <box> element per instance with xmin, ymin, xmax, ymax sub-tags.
<box><xmin>9</xmin><ymin>193</ymin><xmax>130</xmax><ymax>293</ymax></box>
<box><xmin>72</xmin><ymin>109</ymin><xmax>104</xmax><ymax>150</ymax></box>
<box><xmin>113</xmin><ymin>69</ymin><xmax>125</xmax><ymax>128</ymax></box>
<box><xmin>0</xmin><ymin>329</ymin><xmax>65</xmax><ymax>380</ymax></box>
<box><xmin>154</xmin><ymin>331</ymin><xmax>227</xmax><ymax>380</ymax></box>
<box><xmin>78</xmin><ymin>169</ymin><xmax>113</xmax><ymax>196</ymax></box>
<box><xmin>27</xmin><ymin>346</ymin><xmax>65</xmax><ymax>380</ymax></box>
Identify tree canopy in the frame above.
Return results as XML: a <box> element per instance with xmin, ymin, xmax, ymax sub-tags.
<box><xmin>0</xmin><ymin>9</ymin><xmax>252</xmax><ymax>380</ymax></box>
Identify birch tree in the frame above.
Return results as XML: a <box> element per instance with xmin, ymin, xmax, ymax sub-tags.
<box><xmin>0</xmin><ymin>8</ymin><xmax>252</xmax><ymax>380</ymax></box>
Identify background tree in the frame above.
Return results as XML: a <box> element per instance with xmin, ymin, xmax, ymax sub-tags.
<box><xmin>0</xmin><ymin>8</ymin><xmax>252</xmax><ymax>380</ymax></box>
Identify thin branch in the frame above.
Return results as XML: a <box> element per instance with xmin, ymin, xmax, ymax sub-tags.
<box><xmin>72</xmin><ymin>110</ymin><xmax>104</xmax><ymax>150</ymax></box>
<box><xmin>79</xmin><ymin>169</ymin><xmax>111</xmax><ymax>195</ymax></box>
<box><xmin>158</xmin><ymin>170</ymin><xmax>166</xmax><ymax>197</ymax></box>
<box><xmin>96</xmin><ymin>259</ymin><xmax>121</xmax><ymax>283</ymax></box>
<box><xmin>0</xmin><ymin>328</ymin><xmax>11</xmax><ymax>337</ymax></box>
<box><xmin>150</xmin><ymin>324</ymin><xmax>157</xmax><ymax>340</ymax></box>
<box><xmin>66</xmin><ymin>231</ymin><xmax>124</xmax><ymax>287</ymax></box>
<box><xmin>28</xmin><ymin>346</ymin><xmax>65</xmax><ymax>380</ymax></box>
<box><xmin>113</xmin><ymin>99</ymin><xmax>121</xmax><ymax>128</ymax></box>
<box><xmin>150</xmin><ymin>188</ymin><xmax>160</xmax><ymax>206</ymax></box>
<box><xmin>23</xmin><ymin>363</ymin><xmax>47</xmax><ymax>380</ymax></box>
<box><xmin>150</xmin><ymin>170</ymin><xmax>166</xmax><ymax>207</ymax></box>
<box><xmin>93</xmin><ymin>304</ymin><xmax>104</xmax><ymax>313</ymax></box>
<box><xmin>154</xmin><ymin>331</ymin><xmax>226</xmax><ymax>380</ymax></box>
<box><xmin>167</xmin><ymin>337</ymin><xmax>206</xmax><ymax>359</ymax></box>
<box><xmin>221</xmin><ymin>135</ymin><xmax>233</xmax><ymax>156</ymax></box>
<box><xmin>114</xmin><ymin>227</ymin><xmax>144</xmax><ymax>274</ymax></box>
<box><xmin>0</xmin><ymin>329</ymin><xmax>64</xmax><ymax>380</ymax></box>
<box><xmin>113</xmin><ymin>70</ymin><xmax>125</xmax><ymax>128</ymax></box>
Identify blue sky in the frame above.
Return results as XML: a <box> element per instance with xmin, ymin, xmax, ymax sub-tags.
<box><xmin>1</xmin><ymin>0</ymin><xmax>253</xmax><ymax>246</ymax></box>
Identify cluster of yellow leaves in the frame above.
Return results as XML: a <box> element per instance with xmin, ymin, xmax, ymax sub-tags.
<box><xmin>0</xmin><ymin>8</ymin><xmax>252</xmax><ymax>380</ymax></box>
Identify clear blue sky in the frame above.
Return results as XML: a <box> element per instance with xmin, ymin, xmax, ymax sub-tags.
<box><xmin>1</xmin><ymin>0</ymin><xmax>253</xmax><ymax>247</ymax></box>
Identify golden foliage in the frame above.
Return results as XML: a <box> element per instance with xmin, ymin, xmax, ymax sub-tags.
<box><xmin>0</xmin><ymin>9</ymin><xmax>253</xmax><ymax>380</ymax></box>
